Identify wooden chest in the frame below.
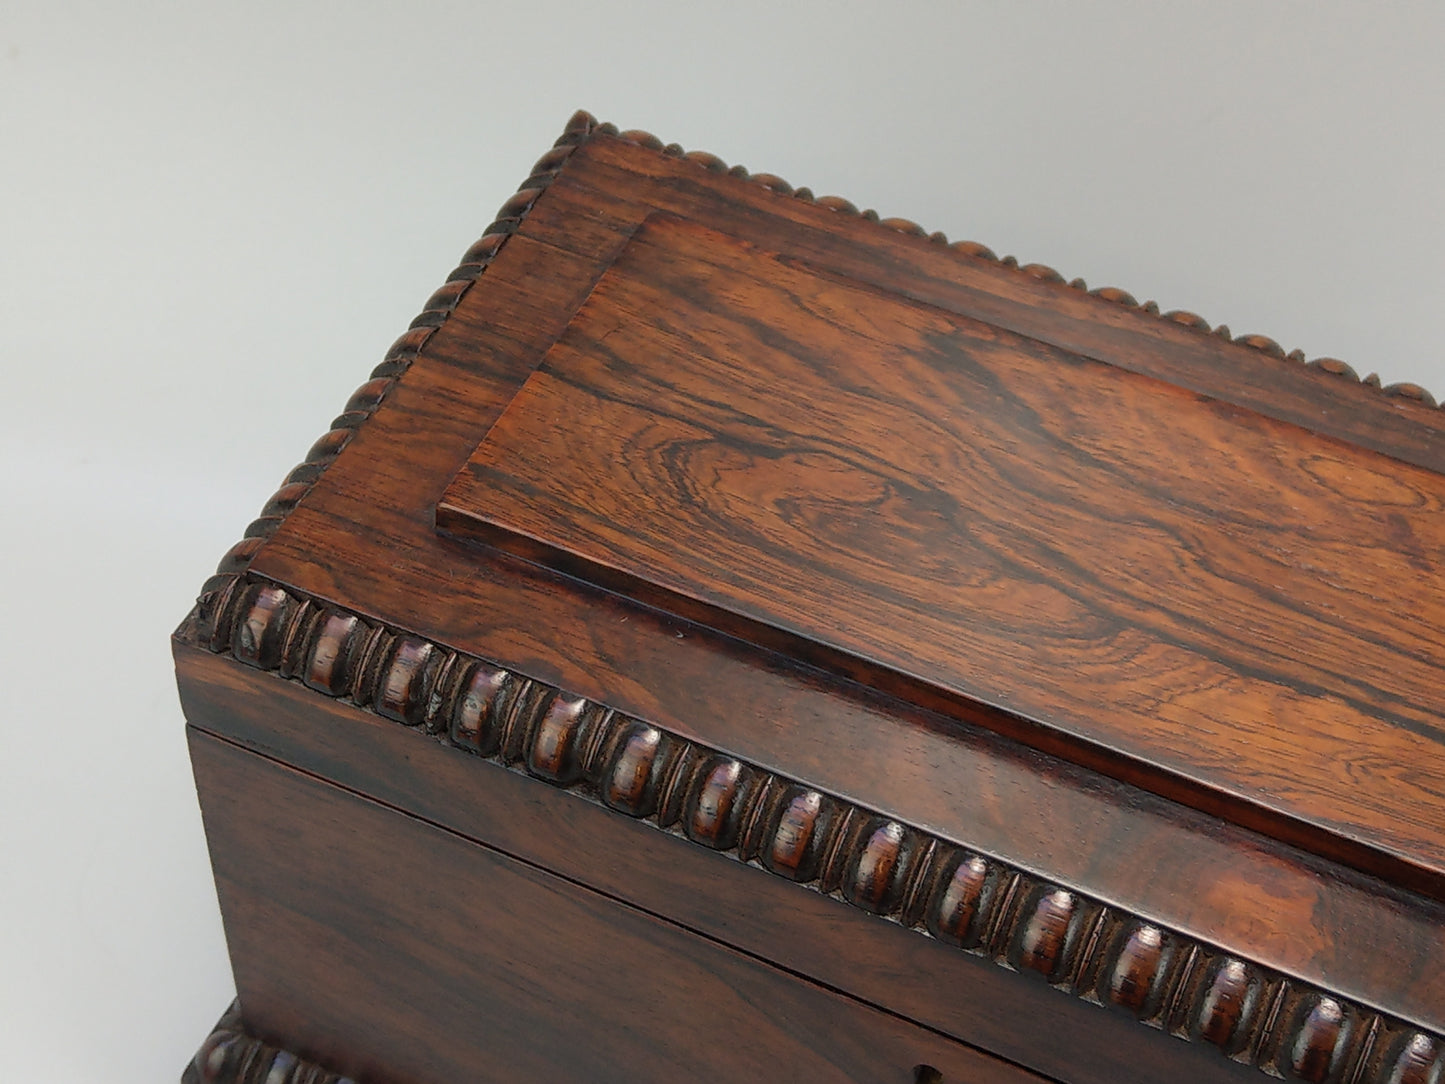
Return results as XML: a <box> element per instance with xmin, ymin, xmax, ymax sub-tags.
<box><xmin>175</xmin><ymin>111</ymin><xmax>1445</xmax><ymax>1084</ymax></box>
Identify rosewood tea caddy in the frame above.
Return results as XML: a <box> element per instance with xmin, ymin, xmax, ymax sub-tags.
<box><xmin>175</xmin><ymin>111</ymin><xmax>1445</xmax><ymax>1084</ymax></box>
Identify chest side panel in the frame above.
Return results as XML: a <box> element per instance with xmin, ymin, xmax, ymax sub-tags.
<box><xmin>191</xmin><ymin>726</ymin><xmax>1059</xmax><ymax>1084</ymax></box>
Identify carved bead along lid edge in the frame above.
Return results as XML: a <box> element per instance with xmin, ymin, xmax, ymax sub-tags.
<box><xmin>605</xmin><ymin>122</ymin><xmax>1440</xmax><ymax>411</ymax></box>
<box><xmin>191</xmin><ymin>109</ymin><xmax>1445</xmax><ymax>896</ymax></box>
<box><xmin>175</xmin><ymin>111</ymin><xmax>1445</xmax><ymax>1084</ymax></box>
<box><xmin>199</xmin><ymin>107</ymin><xmax>1443</xmax><ymax>609</ymax></box>
<box><xmin>182</xmin><ymin>573</ymin><xmax>1445</xmax><ymax>1084</ymax></box>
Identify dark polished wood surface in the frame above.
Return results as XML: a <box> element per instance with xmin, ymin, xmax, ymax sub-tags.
<box><xmin>245</xmin><ymin>133</ymin><xmax>1445</xmax><ymax>901</ymax></box>
<box><xmin>180</xmin><ymin>114</ymin><xmax>1445</xmax><ymax>1084</ymax></box>
<box><xmin>177</xmin><ymin>634</ymin><xmax>1445</xmax><ymax>1065</ymax></box>
<box><xmin>441</xmin><ymin>213</ymin><xmax>1445</xmax><ymax>894</ymax></box>
<box><xmin>190</xmin><ymin>727</ymin><xmax>1049</xmax><ymax>1084</ymax></box>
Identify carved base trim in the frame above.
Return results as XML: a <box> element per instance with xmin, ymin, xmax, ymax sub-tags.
<box><xmin>183</xmin><ymin>1001</ymin><xmax>354</xmax><ymax>1084</ymax></box>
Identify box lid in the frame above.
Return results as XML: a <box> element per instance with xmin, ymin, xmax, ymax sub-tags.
<box><xmin>181</xmin><ymin>111</ymin><xmax>1445</xmax><ymax>1076</ymax></box>
<box><xmin>437</xmin><ymin>206</ymin><xmax>1445</xmax><ymax>897</ymax></box>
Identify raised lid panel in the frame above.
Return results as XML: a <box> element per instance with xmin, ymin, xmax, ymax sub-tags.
<box><xmin>438</xmin><ymin>213</ymin><xmax>1445</xmax><ymax>889</ymax></box>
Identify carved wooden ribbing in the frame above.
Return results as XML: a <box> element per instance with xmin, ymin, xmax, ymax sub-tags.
<box><xmin>191</xmin><ymin>574</ymin><xmax>1445</xmax><ymax>1084</ymax></box>
<box><xmin>184</xmin><ymin>1001</ymin><xmax>354</xmax><ymax>1084</ymax></box>
<box><xmin>197</xmin><ymin>108</ymin><xmax>600</xmax><ymax>602</ymax></box>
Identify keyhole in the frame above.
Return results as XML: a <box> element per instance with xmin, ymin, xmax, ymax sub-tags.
<box><xmin>913</xmin><ymin>1065</ymin><xmax>943</xmax><ymax>1084</ymax></box>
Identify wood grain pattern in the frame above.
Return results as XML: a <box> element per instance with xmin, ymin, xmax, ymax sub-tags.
<box><xmin>516</xmin><ymin>135</ymin><xmax>1445</xmax><ymax>471</ymax></box>
<box><xmin>179</xmin><ymin>112</ymin><xmax>1445</xmax><ymax>1084</ymax></box>
<box><xmin>176</xmin><ymin>633</ymin><xmax>1445</xmax><ymax>1081</ymax></box>
<box><xmin>190</xmin><ymin>728</ymin><xmax>1047</xmax><ymax>1084</ymax></box>
<box><xmin>179</xmin><ymin>638</ymin><xmax>1257</xmax><ymax>1084</ymax></box>
<box><xmin>199</xmin><ymin>109</ymin><xmax>596</xmax><ymax>600</ymax></box>
<box><xmin>234</xmin><ymin>127</ymin><xmax>1445</xmax><ymax>900</ymax></box>
<box><xmin>573</xmin><ymin>120</ymin><xmax>1445</xmax><ymax>426</ymax></box>
<box><xmin>177</xmin><ymin>578</ymin><xmax>1445</xmax><ymax>1083</ymax></box>
<box><xmin>439</xmin><ymin>212</ymin><xmax>1445</xmax><ymax>895</ymax></box>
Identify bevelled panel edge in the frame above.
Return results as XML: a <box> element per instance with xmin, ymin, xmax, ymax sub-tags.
<box><xmin>185</xmin><ymin>573</ymin><xmax>1445</xmax><ymax>1084</ymax></box>
<box><xmin>192</xmin><ymin>108</ymin><xmax>599</xmax><ymax>606</ymax></box>
<box><xmin>184</xmin><ymin>1000</ymin><xmax>355</xmax><ymax>1084</ymax></box>
<box><xmin>599</xmin><ymin>123</ymin><xmax>1439</xmax><ymax>412</ymax></box>
<box><xmin>188</xmin><ymin>108</ymin><xmax>1443</xmax><ymax>637</ymax></box>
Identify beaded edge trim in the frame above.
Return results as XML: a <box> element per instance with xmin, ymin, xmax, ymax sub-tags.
<box><xmin>197</xmin><ymin>109</ymin><xmax>598</xmax><ymax>600</ymax></box>
<box><xmin>183</xmin><ymin>1001</ymin><xmax>354</xmax><ymax>1084</ymax></box>
<box><xmin>598</xmin><ymin>123</ymin><xmax>1439</xmax><ymax>410</ymax></box>
<box><xmin>187</xmin><ymin>574</ymin><xmax>1444</xmax><ymax>1084</ymax></box>
<box><xmin>182</xmin><ymin>111</ymin><xmax>1444</xmax><ymax>1082</ymax></box>
<box><xmin>196</xmin><ymin>107</ymin><xmax>1441</xmax><ymax>610</ymax></box>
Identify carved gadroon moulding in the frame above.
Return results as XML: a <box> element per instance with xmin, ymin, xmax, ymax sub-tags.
<box><xmin>186</xmin><ymin>108</ymin><xmax>1445</xmax><ymax>1084</ymax></box>
<box><xmin>200</xmin><ymin>109</ymin><xmax>1443</xmax><ymax>617</ymax></box>
<box><xmin>184</xmin><ymin>1001</ymin><xmax>354</xmax><ymax>1084</ymax></box>
<box><xmin>187</xmin><ymin>574</ymin><xmax>1445</xmax><ymax>1084</ymax></box>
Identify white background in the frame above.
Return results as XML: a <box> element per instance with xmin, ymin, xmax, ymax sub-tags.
<box><xmin>2</xmin><ymin>3</ymin><xmax>1442</xmax><ymax>1081</ymax></box>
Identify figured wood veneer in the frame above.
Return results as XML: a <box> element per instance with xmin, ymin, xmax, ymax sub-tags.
<box><xmin>179</xmin><ymin>577</ymin><xmax>1445</xmax><ymax>1084</ymax></box>
<box><xmin>439</xmin><ymin>212</ymin><xmax>1445</xmax><ymax>896</ymax></box>
<box><xmin>180</xmin><ymin>110</ymin><xmax>1445</xmax><ymax>1084</ymax></box>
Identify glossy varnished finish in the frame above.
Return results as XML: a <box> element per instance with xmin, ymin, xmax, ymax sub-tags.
<box><xmin>439</xmin><ymin>213</ymin><xmax>1445</xmax><ymax>893</ymax></box>
<box><xmin>178</xmin><ymin>112</ymin><xmax>1445</xmax><ymax>1084</ymax></box>
<box><xmin>239</xmin><ymin>125</ymin><xmax>1445</xmax><ymax>895</ymax></box>
<box><xmin>176</xmin><ymin>591</ymin><xmax>1445</xmax><ymax>1082</ymax></box>
<box><xmin>189</xmin><ymin>729</ymin><xmax>1047</xmax><ymax>1084</ymax></box>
